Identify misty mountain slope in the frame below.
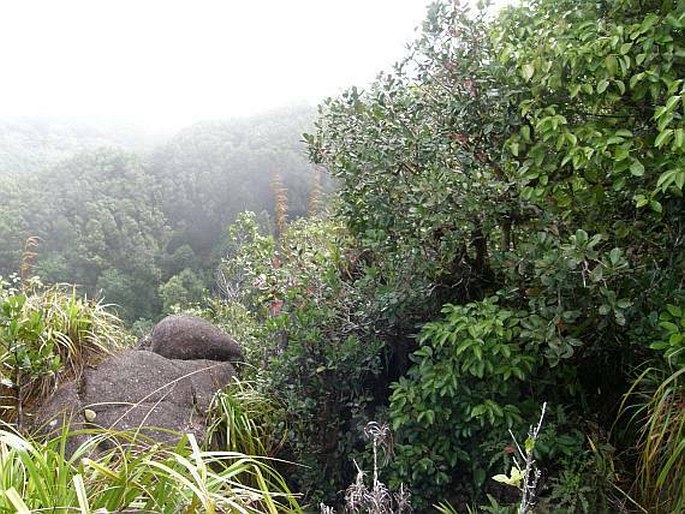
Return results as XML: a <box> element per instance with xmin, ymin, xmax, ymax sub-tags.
<box><xmin>147</xmin><ymin>105</ymin><xmax>327</xmax><ymax>259</ymax></box>
<box><xmin>0</xmin><ymin>117</ymin><xmax>163</xmax><ymax>176</ymax></box>
<box><xmin>0</xmin><ymin>105</ymin><xmax>326</xmax><ymax>323</ymax></box>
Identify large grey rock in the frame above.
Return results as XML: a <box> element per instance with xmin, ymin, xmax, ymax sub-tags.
<box><xmin>32</xmin><ymin>347</ymin><xmax>238</xmax><ymax>453</ymax></box>
<box><xmin>149</xmin><ymin>315</ymin><xmax>243</xmax><ymax>362</ymax></box>
<box><xmin>88</xmin><ymin>402</ymin><xmax>206</xmax><ymax>447</ymax></box>
<box><xmin>35</xmin><ymin>380</ymin><xmax>80</xmax><ymax>427</ymax></box>
<box><xmin>31</xmin><ymin>381</ymin><xmax>90</xmax><ymax>456</ymax></box>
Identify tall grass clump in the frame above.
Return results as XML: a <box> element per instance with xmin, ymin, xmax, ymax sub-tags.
<box><xmin>206</xmin><ymin>377</ymin><xmax>288</xmax><ymax>458</ymax></box>
<box><xmin>0</xmin><ymin>424</ymin><xmax>302</xmax><ymax>513</ymax></box>
<box><xmin>621</xmin><ymin>366</ymin><xmax>684</xmax><ymax>514</ymax></box>
<box><xmin>0</xmin><ymin>274</ymin><xmax>128</xmax><ymax>425</ymax></box>
<box><xmin>619</xmin><ymin>304</ymin><xmax>685</xmax><ymax>513</ymax></box>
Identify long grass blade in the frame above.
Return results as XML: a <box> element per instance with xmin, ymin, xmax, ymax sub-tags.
<box><xmin>73</xmin><ymin>474</ymin><xmax>90</xmax><ymax>514</ymax></box>
<box><xmin>4</xmin><ymin>487</ymin><xmax>30</xmax><ymax>514</ymax></box>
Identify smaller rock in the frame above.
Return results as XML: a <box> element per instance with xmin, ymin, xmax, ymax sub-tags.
<box><xmin>149</xmin><ymin>315</ymin><xmax>243</xmax><ymax>363</ymax></box>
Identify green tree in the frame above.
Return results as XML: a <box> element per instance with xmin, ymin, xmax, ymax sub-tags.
<box><xmin>0</xmin><ymin>177</ymin><xmax>30</xmax><ymax>277</ymax></box>
<box><xmin>306</xmin><ymin>1</ymin><xmax>516</xmax><ymax>336</ymax></box>
<box><xmin>148</xmin><ymin>106</ymin><xmax>322</xmax><ymax>264</ymax></box>
<box><xmin>30</xmin><ymin>149</ymin><xmax>169</xmax><ymax>322</ymax></box>
<box><xmin>159</xmin><ymin>268</ymin><xmax>206</xmax><ymax>313</ymax></box>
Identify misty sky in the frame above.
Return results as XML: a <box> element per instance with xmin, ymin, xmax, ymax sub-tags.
<box><xmin>0</xmin><ymin>0</ymin><xmax>512</xmax><ymax>129</ymax></box>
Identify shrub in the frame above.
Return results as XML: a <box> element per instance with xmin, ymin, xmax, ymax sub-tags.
<box><xmin>216</xmin><ymin>213</ymin><xmax>386</xmax><ymax>504</ymax></box>
<box><xmin>389</xmin><ymin>298</ymin><xmax>534</xmax><ymax>507</ymax></box>
<box><xmin>307</xmin><ymin>0</ymin><xmax>685</xmax><ymax>508</ymax></box>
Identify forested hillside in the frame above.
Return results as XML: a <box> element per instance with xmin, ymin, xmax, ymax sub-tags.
<box><xmin>0</xmin><ymin>105</ymin><xmax>320</xmax><ymax>324</ymax></box>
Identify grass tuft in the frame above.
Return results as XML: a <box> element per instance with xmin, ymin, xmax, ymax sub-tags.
<box><xmin>619</xmin><ymin>366</ymin><xmax>684</xmax><ymax>513</ymax></box>
<box><xmin>1</xmin><ymin>278</ymin><xmax>128</xmax><ymax>424</ymax></box>
<box><xmin>206</xmin><ymin>377</ymin><xmax>288</xmax><ymax>458</ymax></box>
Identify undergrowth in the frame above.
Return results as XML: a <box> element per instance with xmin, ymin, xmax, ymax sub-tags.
<box><xmin>0</xmin><ymin>423</ymin><xmax>301</xmax><ymax>513</ymax></box>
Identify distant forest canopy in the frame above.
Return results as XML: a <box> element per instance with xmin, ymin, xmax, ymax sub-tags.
<box><xmin>0</xmin><ymin>116</ymin><xmax>163</xmax><ymax>176</ymax></box>
<box><xmin>0</xmin><ymin>104</ymin><xmax>327</xmax><ymax>325</ymax></box>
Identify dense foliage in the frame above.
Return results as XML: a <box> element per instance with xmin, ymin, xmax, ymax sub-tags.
<box><xmin>0</xmin><ymin>274</ymin><xmax>127</xmax><ymax>426</ymax></box>
<box><xmin>215</xmin><ymin>213</ymin><xmax>386</xmax><ymax>501</ymax></box>
<box><xmin>296</xmin><ymin>0</ymin><xmax>684</xmax><ymax>511</ymax></box>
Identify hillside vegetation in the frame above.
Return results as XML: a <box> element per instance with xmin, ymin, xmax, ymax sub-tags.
<box><xmin>218</xmin><ymin>0</ymin><xmax>684</xmax><ymax>511</ymax></box>
<box><xmin>0</xmin><ymin>116</ymin><xmax>159</xmax><ymax>176</ymax></box>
